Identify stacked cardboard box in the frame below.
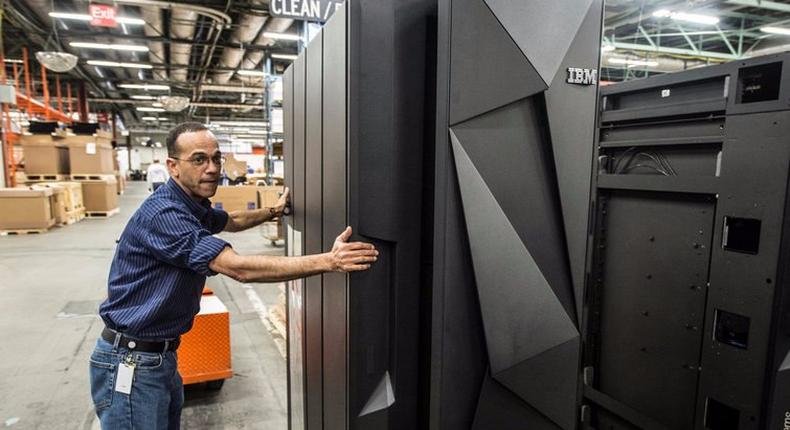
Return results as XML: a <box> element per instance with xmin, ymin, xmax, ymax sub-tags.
<box><xmin>258</xmin><ymin>185</ymin><xmax>285</xmax><ymax>244</ymax></box>
<box><xmin>0</xmin><ymin>188</ymin><xmax>56</xmax><ymax>232</ymax></box>
<box><xmin>20</xmin><ymin>133</ymin><xmax>70</xmax><ymax>182</ymax></box>
<box><xmin>30</xmin><ymin>182</ymin><xmax>85</xmax><ymax>224</ymax></box>
<box><xmin>63</xmin><ymin>131</ymin><xmax>120</xmax><ymax>217</ymax></box>
<box><xmin>211</xmin><ymin>185</ymin><xmax>259</xmax><ymax>212</ymax></box>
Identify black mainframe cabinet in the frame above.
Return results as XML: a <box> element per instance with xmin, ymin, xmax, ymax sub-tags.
<box><xmin>585</xmin><ymin>53</ymin><xmax>790</xmax><ymax>430</ymax></box>
<box><xmin>283</xmin><ymin>1</ymin><xmax>437</xmax><ymax>429</ymax></box>
<box><xmin>430</xmin><ymin>0</ymin><xmax>604</xmax><ymax>429</ymax></box>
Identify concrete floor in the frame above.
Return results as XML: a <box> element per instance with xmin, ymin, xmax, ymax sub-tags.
<box><xmin>0</xmin><ymin>181</ymin><xmax>288</xmax><ymax>429</ymax></box>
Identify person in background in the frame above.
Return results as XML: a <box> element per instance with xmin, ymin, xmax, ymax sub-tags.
<box><xmin>147</xmin><ymin>159</ymin><xmax>169</xmax><ymax>192</ymax></box>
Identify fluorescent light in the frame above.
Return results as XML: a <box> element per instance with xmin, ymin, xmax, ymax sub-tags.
<box><xmin>210</xmin><ymin>120</ymin><xmax>268</xmax><ymax>127</ymax></box>
<box><xmin>601</xmin><ymin>44</ymin><xmax>615</xmax><ymax>52</ymax></box>
<box><xmin>3</xmin><ymin>59</ymin><xmax>23</xmax><ymax>64</ymax></box>
<box><xmin>70</xmin><ymin>42</ymin><xmax>149</xmax><ymax>52</ymax></box>
<box><xmin>652</xmin><ymin>9</ymin><xmax>719</xmax><ymax>25</ymax></box>
<box><xmin>119</xmin><ymin>83</ymin><xmax>171</xmax><ymax>91</ymax></box>
<box><xmin>49</xmin><ymin>11</ymin><xmax>144</xmax><ymax>25</ymax></box>
<box><xmin>130</xmin><ymin>95</ymin><xmax>156</xmax><ymax>100</ymax></box>
<box><xmin>151</xmin><ymin>102</ymin><xmax>163</xmax><ymax>107</ymax></box>
<box><xmin>236</xmin><ymin>70</ymin><xmax>266</xmax><ymax>77</ymax></box>
<box><xmin>141</xmin><ymin>116</ymin><xmax>159</xmax><ymax>121</ymax></box>
<box><xmin>263</xmin><ymin>32</ymin><xmax>302</xmax><ymax>41</ymax></box>
<box><xmin>761</xmin><ymin>26</ymin><xmax>790</xmax><ymax>35</ymax></box>
<box><xmin>271</xmin><ymin>53</ymin><xmax>298</xmax><ymax>61</ymax></box>
<box><xmin>86</xmin><ymin>60</ymin><xmax>153</xmax><ymax>69</ymax></box>
<box><xmin>49</xmin><ymin>12</ymin><xmax>92</xmax><ymax>21</ymax></box>
<box><xmin>115</xmin><ymin>17</ymin><xmax>146</xmax><ymax>25</ymax></box>
<box><xmin>137</xmin><ymin>107</ymin><xmax>166</xmax><ymax>112</ymax></box>
<box><xmin>201</xmin><ymin>84</ymin><xmax>265</xmax><ymax>93</ymax></box>
<box><xmin>609</xmin><ymin>57</ymin><xmax>659</xmax><ymax>67</ymax></box>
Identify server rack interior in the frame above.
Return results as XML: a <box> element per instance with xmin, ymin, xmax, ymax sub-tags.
<box><xmin>585</xmin><ymin>53</ymin><xmax>790</xmax><ymax>430</ymax></box>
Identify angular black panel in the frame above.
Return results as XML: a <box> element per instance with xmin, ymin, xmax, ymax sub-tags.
<box><xmin>544</xmin><ymin>0</ymin><xmax>602</xmax><ymax>319</ymax></box>
<box><xmin>450</xmin><ymin>130</ymin><xmax>578</xmax><ymax>381</ymax></box>
<box><xmin>483</xmin><ymin>0</ymin><xmax>594</xmax><ymax>85</ymax></box>
<box><xmin>448</xmin><ymin>0</ymin><xmax>546</xmax><ymax>125</ymax></box>
<box><xmin>472</xmin><ymin>372</ymin><xmax>562</xmax><ymax>430</ymax></box>
<box><xmin>451</xmin><ymin>99</ymin><xmax>576</xmax><ymax>322</ymax></box>
<box><xmin>495</xmin><ymin>338</ymin><xmax>580</xmax><ymax>430</ymax></box>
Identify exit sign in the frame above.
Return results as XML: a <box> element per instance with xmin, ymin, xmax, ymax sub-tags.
<box><xmin>89</xmin><ymin>4</ymin><xmax>117</xmax><ymax>27</ymax></box>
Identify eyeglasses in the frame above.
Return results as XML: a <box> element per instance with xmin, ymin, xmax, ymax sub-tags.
<box><xmin>170</xmin><ymin>154</ymin><xmax>225</xmax><ymax>168</ymax></box>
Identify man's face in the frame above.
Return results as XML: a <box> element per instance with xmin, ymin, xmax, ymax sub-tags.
<box><xmin>166</xmin><ymin>130</ymin><xmax>221</xmax><ymax>200</ymax></box>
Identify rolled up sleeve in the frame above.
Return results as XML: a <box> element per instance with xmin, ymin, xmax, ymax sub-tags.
<box><xmin>143</xmin><ymin>207</ymin><xmax>230</xmax><ymax>276</ymax></box>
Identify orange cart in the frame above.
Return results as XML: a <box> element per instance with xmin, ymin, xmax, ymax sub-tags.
<box><xmin>177</xmin><ymin>288</ymin><xmax>232</xmax><ymax>389</ymax></box>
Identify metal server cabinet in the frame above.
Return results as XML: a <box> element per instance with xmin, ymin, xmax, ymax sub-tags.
<box><xmin>584</xmin><ymin>53</ymin><xmax>790</xmax><ymax>430</ymax></box>
<box><xmin>283</xmin><ymin>1</ymin><xmax>437</xmax><ymax>428</ymax></box>
<box><xmin>431</xmin><ymin>0</ymin><xmax>604</xmax><ymax>429</ymax></box>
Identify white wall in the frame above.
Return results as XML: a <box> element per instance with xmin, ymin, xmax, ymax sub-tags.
<box><xmin>131</xmin><ymin>147</ymin><xmax>168</xmax><ymax>170</ymax></box>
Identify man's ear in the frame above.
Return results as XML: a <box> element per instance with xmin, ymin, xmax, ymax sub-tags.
<box><xmin>166</xmin><ymin>158</ymin><xmax>179</xmax><ymax>178</ymax></box>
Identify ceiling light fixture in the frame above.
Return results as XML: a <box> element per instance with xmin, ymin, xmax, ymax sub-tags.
<box><xmin>3</xmin><ymin>59</ymin><xmax>23</xmax><ymax>64</ymax></box>
<box><xmin>87</xmin><ymin>60</ymin><xmax>153</xmax><ymax>69</ymax></box>
<box><xmin>608</xmin><ymin>57</ymin><xmax>659</xmax><ymax>67</ymax></box>
<box><xmin>652</xmin><ymin>9</ymin><xmax>719</xmax><ymax>25</ymax></box>
<box><xmin>115</xmin><ymin>17</ymin><xmax>146</xmax><ymax>25</ymax></box>
<box><xmin>761</xmin><ymin>26</ymin><xmax>790</xmax><ymax>35</ymax></box>
<box><xmin>236</xmin><ymin>70</ymin><xmax>267</xmax><ymax>77</ymax></box>
<box><xmin>601</xmin><ymin>44</ymin><xmax>616</xmax><ymax>52</ymax></box>
<box><xmin>137</xmin><ymin>107</ymin><xmax>166</xmax><ymax>112</ymax></box>
<box><xmin>70</xmin><ymin>42</ymin><xmax>149</xmax><ymax>52</ymax></box>
<box><xmin>263</xmin><ymin>32</ymin><xmax>302</xmax><ymax>41</ymax></box>
<box><xmin>130</xmin><ymin>95</ymin><xmax>157</xmax><ymax>100</ymax></box>
<box><xmin>271</xmin><ymin>53</ymin><xmax>298</xmax><ymax>61</ymax></box>
<box><xmin>119</xmin><ymin>83</ymin><xmax>170</xmax><ymax>91</ymax></box>
<box><xmin>210</xmin><ymin>120</ymin><xmax>269</xmax><ymax>127</ymax></box>
<box><xmin>141</xmin><ymin>116</ymin><xmax>160</xmax><ymax>121</ymax></box>
<box><xmin>201</xmin><ymin>84</ymin><xmax>265</xmax><ymax>94</ymax></box>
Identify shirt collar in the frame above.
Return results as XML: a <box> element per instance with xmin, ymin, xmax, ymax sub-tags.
<box><xmin>165</xmin><ymin>178</ymin><xmax>211</xmax><ymax>218</ymax></box>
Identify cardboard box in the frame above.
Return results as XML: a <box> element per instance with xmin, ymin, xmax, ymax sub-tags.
<box><xmin>23</xmin><ymin>141</ymin><xmax>70</xmax><ymax>174</ymax></box>
<box><xmin>31</xmin><ymin>181</ymin><xmax>83</xmax><ymax>212</ymax></box>
<box><xmin>19</xmin><ymin>134</ymin><xmax>56</xmax><ymax>145</ymax></box>
<box><xmin>30</xmin><ymin>184</ymin><xmax>67</xmax><ymax>224</ymax></box>
<box><xmin>81</xmin><ymin>179</ymin><xmax>118</xmax><ymax>212</ymax></box>
<box><xmin>257</xmin><ymin>185</ymin><xmax>284</xmax><ymax>208</ymax></box>
<box><xmin>211</xmin><ymin>185</ymin><xmax>258</xmax><ymax>212</ymax></box>
<box><xmin>0</xmin><ymin>188</ymin><xmax>55</xmax><ymax>230</ymax></box>
<box><xmin>67</xmin><ymin>138</ymin><xmax>114</xmax><ymax>174</ymax></box>
<box><xmin>223</xmin><ymin>155</ymin><xmax>248</xmax><ymax>181</ymax></box>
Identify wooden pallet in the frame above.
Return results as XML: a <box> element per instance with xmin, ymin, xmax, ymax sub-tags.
<box><xmin>0</xmin><ymin>228</ymin><xmax>49</xmax><ymax>236</ymax></box>
<box><xmin>24</xmin><ymin>174</ymin><xmax>70</xmax><ymax>182</ymax></box>
<box><xmin>85</xmin><ymin>207</ymin><xmax>120</xmax><ymax>218</ymax></box>
<box><xmin>61</xmin><ymin>208</ymin><xmax>86</xmax><ymax>225</ymax></box>
<box><xmin>70</xmin><ymin>173</ymin><xmax>116</xmax><ymax>181</ymax></box>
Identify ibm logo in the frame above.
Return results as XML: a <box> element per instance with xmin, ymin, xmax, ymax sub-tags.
<box><xmin>566</xmin><ymin>67</ymin><xmax>598</xmax><ymax>85</ymax></box>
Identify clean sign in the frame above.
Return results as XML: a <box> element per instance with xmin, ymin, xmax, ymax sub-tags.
<box><xmin>270</xmin><ymin>0</ymin><xmax>344</xmax><ymax>22</ymax></box>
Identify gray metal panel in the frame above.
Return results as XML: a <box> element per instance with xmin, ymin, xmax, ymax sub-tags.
<box><xmin>304</xmin><ymin>33</ymin><xmax>324</xmax><ymax>430</ymax></box>
<box><xmin>321</xmin><ymin>5</ymin><xmax>348</xmax><ymax>429</ymax></box>
<box><xmin>483</xmin><ymin>0</ymin><xmax>593</xmax><ymax>86</ymax></box>
<box><xmin>448</xmin><ymin>0</ymin><xmax>545</xmax><ymax>126</ymax></box>
<box><xmin>451</xmin><ymin>130</ymin><xmax>579</xmax><ymax>429</ymax></box>
<box><xmin>451</xmin><ymin>99</ymin><xmax>576</xmax><ymax>321</ymax></box>
<box><xmin>472</xmin><ymin>373</ymin><xmax>562</xmax><ymax>430</ymax></box>
<box><xmin>293</xmin><ymin>55</ymin><xmax>307</xmax><ymax>233</ymax></box>
<box><xmin>544</xmin><ymin>0</ymin><xmax>602</xmax><ymax>320</ymax></box>
<box><xmin>696</xmin><ymin>112</ymin><xmax>790</xmax><ymax>429</ymax></box>
<box><xmin>596</xmin><ymin>191</ymin><xmax>715</xmax><ymax>430</ymax></box>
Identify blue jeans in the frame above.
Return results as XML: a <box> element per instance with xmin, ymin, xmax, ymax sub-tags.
<box><xmin>89</xmin><ymin>337</ymin><xmax>183</xmax><ymax>429</ymax></box>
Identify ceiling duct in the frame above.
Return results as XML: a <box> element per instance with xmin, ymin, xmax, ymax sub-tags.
<box><xmin>237</xmin><ymin>18</ymin><xmax>294</xmax><ymax>76</ymax></box>
<box><xmin>170</xmin><ymin>10</ymin><xmax>197</xmax><ymax>82</ymax></box>
<box><xmin>213</xmin><ymin>6</ymin><xmax>268</xmax><ymax>85</ymax></box>
<box><xmin>142</xmin><ymin>7</ymin><xmax>167</xmax><ymax>80</ymax></box>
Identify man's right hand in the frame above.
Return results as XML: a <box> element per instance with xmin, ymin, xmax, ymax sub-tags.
<box><xmin>329</xmin><ymin>226</ymin><xmax>378</xmax><ymax>272</ymax></box>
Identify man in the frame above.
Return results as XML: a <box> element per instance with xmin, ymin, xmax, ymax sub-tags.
<box><xmin>89</xmin><ymin>122</ymin><xmax>378</xmax><ymax>429</ymax></box>
<box><xmin>146</xmin><ymin>158</ymin><xmax>169</xmax><ymax>192</ymax></box>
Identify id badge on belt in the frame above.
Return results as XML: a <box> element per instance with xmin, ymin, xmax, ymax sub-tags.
<box><xmin>115</xmin><ymin>355</ymin><xmax>135</xmax><ymax>395</ymax></box>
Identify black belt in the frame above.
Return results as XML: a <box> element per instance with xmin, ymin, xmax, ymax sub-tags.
<box><xmin>101</xmin><ymin>327</ymin><xmax>180</xmax><ymax>353</ymax></box>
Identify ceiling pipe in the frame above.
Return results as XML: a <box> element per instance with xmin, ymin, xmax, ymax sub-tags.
<box><xmin>238</xmin><ymin>18</ymin><xmax>295</xmax><ymax>73</ymax></box>
<box><xmin>141</xmin><ymin>7</ymin><xmax>168</xmax><ymax>81</ymax></box>
<box><xmin>170</xmin><ymin>10</ymin><xmax>198</xmax><ymax>82</ymax></box>
<box><xmin>213</xmin><ymin>8</ymin><xmax>269</xmax><ymax>85</ymax></box>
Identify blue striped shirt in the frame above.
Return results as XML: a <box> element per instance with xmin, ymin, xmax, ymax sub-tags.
<box><xmin>99</xmin><ymin>178</ymin><xmax>230</xmax><ymax>339</ymax></box>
